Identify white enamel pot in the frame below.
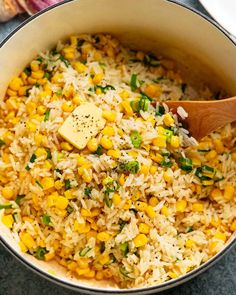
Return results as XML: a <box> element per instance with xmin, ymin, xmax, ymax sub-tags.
<box><xmin>0</xmin><ymin>0</ymin><xmax>235</xmax><ymax>294</ymax></box>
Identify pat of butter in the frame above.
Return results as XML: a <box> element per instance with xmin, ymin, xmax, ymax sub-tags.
<box><xmin>59</xmin><ymin>103</ymin><xmax>105</xmax><ymax>149</ymax></box>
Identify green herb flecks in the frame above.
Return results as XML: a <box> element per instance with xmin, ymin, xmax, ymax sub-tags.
<box><xmin>64</xmin><ymin>179</ymin><xmax>71</xmax><ymax>190</ymax></box>
<box><xmin>35</xmin><ymin>247</ymin><xmax>48</xmax><ymax>260</ymax></box>
<box><xmin>130</xmin><ymin>74</ymin><xmax>138</xmax><ymax>91</ymax></box>
<box><xmin>15</xmin><ymin>195</ymin><xmax>25</xmax><ymax>206</ymax></box>
<box><xmin>42</xmin><ymin>214</ymin><xmax>51</xmax><ymax>225</ymax></box>
<box><xmin>144</xmin><ymin>54</ymin><xmax>161</xmax><ymax>67</ymax></box>
<box><xmin>119</xmin><ymin>220</ymin><xmax>128</xmax><ymax>232</ymax></box>
<box><xmin>79</xmin><ymin>247</ymin><xmax>92</xmax><ymax>257</ymax></box>
<box><xmin>46</xmin><ymin>149</ymin><xmax>52</xmax><ymax>160</ymax></box>
<box><xmin>0</xmin><ymin>204</ymin><xmax>12</xmax><ymax>210</ymax></box>
<box><xmin>66</xmin><ymin>205</ymin><xmax>74</xmax><ymax>214</ymax></box>
<box><xmin>119</xmin><ymin>265</ymin><xmax>132</xmax><ymax>279</ymax></box>
<box><xmin>138</xmin><ymin>96</ymin><xmax>149</xmax><ymax>112</ymax></box>
<box><xmin>161</xmin><ymin>158</ymin><xmax>172</xmax><ymax>168</ymax></box>
<box><xmin>84</xmin><ymin>187</ymin><xmax>92</xmax><ymax>197</ymax></box>
<box><xmin>104</xmin><ymin>191</ymin><xmax>112</xmax><ymax>208</ymax></box>
<box><xmin>36</xmin><ymin>180</ymin><xmax>43</xmax><ymax>189</ymax></box>
<box><xmin>130</xmin><ymin>131</ymin><xmax>142</xmax><ymax>148</ymax></box>
<box><xmin>59</xmin><ymin>55</ymin><xmax>70</xmax><ymax>67</ymax></box>
<box><xmin>0</xmin><ymin>139</ymin><xmax>5</xmax><ymax>148</ymax></box>
<box><xmin>24</xmin><ymin>67</ymin><xmax>31</xmax><ymax>76</ymax></box>
<box><xmin>120</xmin><ymin>242</ymin><xmax>129</xmax><ymax>257</ymax></box>
<box><xmin>30</xmin><ymin>154</ymin><xmax>37</xmax><ymax>163</ymax></box>
<box><xmin>94</xmin><ymin>144</ymin><xmax>103</xmax><ymax>156</ymax></box>
<box><xmin>44</xmin><ymin>109</ymin><xmax>50</xmax><ymax>122</ymax></box>
<box><xmin>95</xmin><ymin>84</ymin><xmax>116</xmax><ymax>94</ymax></box>
<box><xmin>119</xmin><ymin>161</ymin><xmax>140</xmax><ymax>174</ymax></box>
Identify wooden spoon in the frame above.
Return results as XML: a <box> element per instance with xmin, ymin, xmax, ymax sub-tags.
<box><xmin>164</xmin><ymin>96</ymin><xmax>236</xmax><ymax>140</ymax></box>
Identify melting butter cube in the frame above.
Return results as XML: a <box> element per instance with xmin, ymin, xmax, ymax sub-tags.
<box><xmin>59</xmin><ymin>103</ymin><xmax>105</xmax><ymax>149</ymax></box>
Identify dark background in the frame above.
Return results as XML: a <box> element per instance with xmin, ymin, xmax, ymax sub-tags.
<box><xmin>0</xmin><ymin>0</ymin><xmax>235</xmax><ymax>294</ymax></box>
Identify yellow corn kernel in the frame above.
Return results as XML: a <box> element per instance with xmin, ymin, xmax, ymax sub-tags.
<box><xmin>82</xmin><ymin>171</ymin><xmax>93</xmax><ymax>183</ymax></box>
<box><xmin>139</xmin><ymin>223</ymin><xmax>150</xmax><ymax>234</ymax></box>
<box><xmin>205</xmin><ymin>150</ymin><xmax>217</xmax><ymax>161</ymax></box>
<box><xmin>123</xmin><ymin>199</ymin><xmax>132</xmax><ymax>210</ymax></box>
<box><xmin>31</xmin><ymin>70</ymin><xmax>44</xmax><ymax>80</ymax></box>
<box><xmin>100</xmin><ymin>137</ymin><xmax>113</xmax><ymax>149</ymax></box>
<box><xmin>19</xmin><ymin>241</ymin><xmax>27</xmax><ymax>253</ymax></box>
<box><xmin>150</xmin><ymin>165</ymin><xmax>157</xmax><ymax>175</ymax></box>
<box><xmin>128</xmin><ymin>151</ymin><xmax>138</xmax><ymax>158</ymax></box>
<box><xmin>133</xmin><ymin>233</ymin><xmax>148</xmax><ymax>247</ymax></box>
<box><xmin>214</xmin><ymin>232</ymin><xmax>226</xmax><ymax>242</ymax></box>
<box><xmin>42</xmin><ymin>160</ymin><xmax>52</xmax><ymax>170</ymax></box>
<box><xmin>76</xmin><ymin>267</ymin><xmax>90</xmax><ymax>276</ymax></box>
<box><xmin>210</xmin><ymin>188</ymin><xmax>222</xmax><ymax>201</ymax></box>
<box><xmin>37</xmin><ymin>105</ymin><xmax>47</xmax><ymax>115</ymax></box>
<box><xmin>102</xmin><ymin>176</ymin><xmax>113</xmax><ymax>186</ymax></box>
<box><xmin>47</xmin><ymin>193</ymin><xmax>57</xmax><ymax>207</ymax></box>
<box><xmin>170</xmin><ymin>136</ymin><xmax>180</xmax><ymax>148</ymax></box>
<box><xmin>161</xmin><ymin>205</ymin><xmax>169</xmax><ymax>217</ymax></box>
<box><xmin>163</xmin><ymin>170</ymin><xmax>173</xmax><ymax>183</ymax></box>
<box><xmin>62</xmin><ymin>102</ymin><xmax>74</xmax><ymax>113</ymax></box>
<box><xmin>211</xmin><ymin>217</ymin><xmax>221</xmax><ymax>227</ymax></box>
<box><xmin>74</xmin><ymin>62</ymin><xmax>87</xmax><ymax>73</ymax></box>
<box><xmin>35</xmin><ymin>148</ymin><xmax>47</xmax><ymax>158</ymax></box>
<box><xmin>61</xmin><ymin>142</ymin><xmax>73</xmax><ymax>151</ymax></box>
<box><xmin>209</xmin><ymin>241</ymin><xmax>218</xmax><ymax>253</ymax></box>
<box><xmin>119</xmin><ymin>90</ymin><xmax>129</xmax><ymax>99</ymax></box>
<box><xmin>67</xmin><ymin>261</ymin><xmax>77</xmax><ymax>271</ymax></box>
<box><xmin>149</xmin><ymin>197</ymin><xmax>158</xmax><ymax>207</ymax></box>
<box><xmin>26</xmin><ymin>121</ymin><xmax>37</xmax><ymax>132</ymax></box>
<box><xmin>223</xmin><ymin>184</ymin><xmax>235</xmax><ymax>201</ymax></box>
<box><xmin>81</xmin><ymin>208</ymin><xmax>91</xmax><ymax>217</ymax></box>
<box><xmin>86</xmin><ymin>230</ymin><xmax>97</xmax><ymax>240</ymax></box>
<box><xmin>26</xmin><ymin>101</ymin><xmax>36</xmax><ymax>114</ymax></box>
<box><xmin>7</xmin><ymin>89</ymin><xmax>17</xmax><ymax>97</ymax></box>
<box><xmin>72</xmin><ymin>95</ymin><xmax>81</xmax><ymax>105</ymax></box>
<box><xmin>195</xmin><ymin>184</ymin><xmax>202</xmax><ymax>195</ymax></box>
<box><xmin>96</xmin><ymin>271</ymin><xmax>104</xmax><ymax>280</ymax></box>
<box><xmin>98</xmin><ymin>253</ymin><xmax>110</xmax><ymax>265</ymax></box>
<box><xmin>21</xmin><ymin>232</ymin><xmax>35</xmax><ymax>249</ymax></box>
<box><xmin>97</xmin><ymin>231</ymin><xmax>111</xmax><ymax>242</ymax></box>
<box><xmin>144</xmin><ymin>84</ymin><xmax>161</xmax><ymax>98</ymax></box>
<box><xmin>31</xmin><ymin>61</ymin><xmax>39</xmax><ymax>72</ymax></box>
<box><xmin>231</xmin><ymin>152</ymin><xmax>236</xmax><ymax>161</ymax></box>
<box><xmin>176</xmin><ymin>200</ymin><xmax>187</xmax><ymax>212</ymax></box>
<box><xmin>112</xmin><ymin>193</ymin><xmax>121</xmax><ymax>205</ymax></box>
<box><xmin>64</xmin><ymin>189</ymin><xmax>74</xmax><ymax>199</ymax></box>
<box><xmin>83</xmin><ymin>270</ymin><xmax>96</xmax><ymax>278</ymax></box>
<box><xmin>230</xmin><ymin>219</ymin><xmax>236</xmax><ymax>231</ymax></box>
<box><xmin>90</xmin><ymin>208</ymin><xmax>100</xmax><ymax>217</ymax></box>
<box><xmin>140</xmin><ymin>164</ymin><xmax>149</xmax><ymax>176</ymax></box>
<box><xmin>146</xmin><ymin>205</ymin><xmax>156</xmax><ymax>219</ymax></box>
<box><xmin>77</xmin><ymin>156</ymin><xmax>88</xmax><ymax>166</ymax></box>
<box><xmin>119</xmin><ymin>174</ymin><xmax>125</xmax><ymax>186</ymax></box>
<box><xmin>213</xmin><ymin>139</ymin><xmax>225</xmax><ymax>154</ymax></box>
<box><xmin>95</xmin><ymin>87</ymin><xmax>102</xmax><ymax>95</ymax></box>
<box><xmin>152</xmin><ymin>135</ymin><xmax>167</xmax><ymax>148</ymax></box>
<box><xmin>92</xmin><ymin>73</ymin><xmax>103</xmax><ymax>84</ymax></box>
<box><xmin>2</xmin><ymin>187</ymin><xmax>14</xmax><ymax>200</ymax></box>
<box><xmin>102</xmin><ymin>126</ymin><xmax>115</xmax><ymax>136</ymax></box>
<box><xmin>185</xmin><ymin>239</ymin><xmax>195</xmax><ymax>248</ymax></box>
<box><xmin>102</xmin><ymin>111</ymin><xmax>116</xmax><ymax>122</ymax></box>
<box><xmin>41</xmin><ymin>177</ymin><xmax>54</xmax><ymax>190</ymax></box>
<box><xmin>34</xmin><ymin>134</ymin><xmax>43</xmax><ymax>146</ymax></box>
<box><xmin>28</xmin><ymin>77</ymin><xmax>37</xmax><ymax>85</ymax></box>
<box><xmin>135</xmin><ymin>201</ymin><xmax>147</xmax><ymax>211</ymax></box>
<box><xmin>74</xmin><ymin>221</ymin><xmax>91</xmax><ymax>234</ymax></box>
<box><xmin>163</xmin><ymin>113</ymin><xmax>174</xmax><ymax>126</ymax></box>
<box><xmin>45</xmin><ymin>252</ymin><xmax>55</xmax><ymax>262</ymax></box>
<box><xmin>18</xmin><ymin>86</ymin><xmax>28</xmax><ymax>96</ymax></box>
<box><xmin>55</xmin><ymin>196</ymin><xmax>69</xmax><ymax>210</ymax></box>
<box><xmin>9</xmin><ymin>77</ymin><xmax>23</xmax><ymax>91</ymax></box>
<box><xmin>2</xmin><ymin>214</ymin><xmax>14</xmax><ymax>228</ymax></box>
<box><xmin>191</xmin><ymin>157</ymin><xmax>201</xmax><ymax>167</ymax></box>
<box><xmin>120</xmin><ymin>101</ymin><xmax>133</xmax><ymax>116</ymax></box>
<box><xmin>192</xmin><ymin>203</ymin><xmax>204</xmax><ymax>212</ymax></box>
<box><xmin>107</xmin><ymin>149</ymin><xmax>121</xmax><ymax>159</ymax></box>
<box><xmin>87</xmin><ymin>138</ymin><xmax>98</xmax><ymax>152</ymax></box>
<box><xmin>168</xmin><ymin>271</ymin><xmax>178</xmax><ymax>279</ymax></box>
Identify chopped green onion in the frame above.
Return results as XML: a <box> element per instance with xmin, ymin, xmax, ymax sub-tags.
<box><xmin>55</xmin><ymin>168</ymin><xmax>62</xmax><ymax>175</ymax></box>
<box><xmin>105</xmin><ymin>180</ymin><xmax>120</xmax><ymax>193</ymax></box>
<box><xmin>42</xmin><ymin>214</ymin><xmax>51</xmax><ymax>225</ymax></box>
<box><xmin>44</xmin><ymin>109</ymin><xmax>50</xmax><ymax>122</ymax></box>
<box><xmin>120</xmin><ymin>242</ymin><xmax>129</xmax><ymax>257</ymax></box>
<box><xmin>84</xmin><ymin>187</ymin><xmax>92</xmax><ymax>197</ymax></box>
<box><xmin>197</xmin><ymin>149</ymin><xmax>211</xmax><ymax>153</ymax></box>
<box><xmin>15</xmin><ymin>194</ymin><xmax>25</xmax><ymax>206</ymax></box>
<box><xmin>119</xmin><ymin>220</ymin><xmax>128</xmax><ymax>232</ymax></box>
<box><xmin>104</xmin><ymin>191</ymin><xmax>112</xmax><ymax>208</ymax></box>
<box><xmin>95</xmin><ymin>85</ymin><xmax>115</xmax><ymax>93</ymax></box>
<box><xmin>161</xmin><ymin>158</ymin><xmax>172</xmax><ymax>168</ymax></box>
<box><xmin>130</xmin><ymin>100</ymin><xmax>139</xmax><ymax>112</ymax></box>
<box><xmin>109</xmin><ymin>253</ymin><xmax>117</xmax><ymax>263</ymax></box>
<box><xmin>35</xmin><ymin>247</ymin><xmax>48</xmax><ymax>260</ymax></box>
<box><xmin>119</xmin><ymin>161</ymin><xmax>140</xmax><ymax>174</ymax></box>
<box><xmin>130</xmin><ymin>131</ymin><xmax>142</xmax><ymax>148</ymax></box>
<box><xmin>201</xmin><ymin>165</ymin><xmax>215</xmax><ymax>177</ymax></box>
<box><xmin>44</xmin><ymin>72</ymin><xmax>51</xmax><ymax>80</ymax></box>
<box><xmin>164</xmin><ymin>129</ymin><xmax>173</xmax><ymax>143</ymax></box>
<box><xmin>138</xmin><ymin>96</ymin><xmax>149</xmax><ymax>112</ymax></box>
<box><xmin>30</xmin><ymin>154</ymin><xmax>37</xmax><ymax>163</ymax></box>
<box><xmin>186</xmin><ymin>226</ymin><xmax>193</xmax><ymax>233</ymax></box>
<box><xmin>94</xmin><ymin>144</ymin><xmax>103</xmax><ymax>156</ymax></box>
<box><xmin>25</xmin><ymin>165</ymin><xmax>31</xmax><ymax>171</ymax></box>
<box><xmin>0</xmin><ymin>204</ymin><xmax>12</xmax><ymax>210</ymax></box>
<box><xmin>37</xmin><ymin>57</ymin><xmax>43</xmax><ymax>64</ymax></box>
<box><xmin>130</xmin><ymin>74</ymin><xmax>138</xmax><ymax>91</ymax></box>
<box><xmin>155</xmin><ymin>104</ymin><xmax>165</xmax><ymax>116</ymax></box>
<box><xmin>119</xmin><ymin>265</ymin><xmax>132</xmax><ymax>278</ymax></box>
<box><xmin>24</xmin><ymin>67</ymin><xmax>31</xmax><ymax>76</ymax></box>
<box><xmin>36</xmin><ymin>180</ymin><xmax>43</xmax><ymax>189</ymax></box>
<box><xmin>59</xmin><ymin>55</ymin><xmax>70</xmax><ymax>67</ymax></box>
<box><xmin>179</xmin><ymin>157</ymin><xmax>193</xmax><ymax>172</ymax></box>
<box><xmin>66</xmin><ymin>205</ymin><xmax>74</xmax><ymax>214</ymax></box>
<box><xmin>0</xmin><ymin>139</ymin><xmax>5</xmax><ymax>148</ymax></box>
<box><xmin>144</xmin><ymin>54</ymin><xmax>160</xmax><ymax>67</ymax></box>
<box><xmin>79</xmin><ymin>247</ymin><xmax>92</xmax><ymax>257</ymax></box>
<box><xmin>64</xmin><ymin>179</ymin><xmax>71</xmax><ymax>190</ymax></box>
<box><xmin>140</xmin><ymin>92</ymin><xmax>152</xmax><ymax>101</ymax></box>
<box><xmin>46</xmin><ymin>149</ymin><xmax>52</xmax><ymax>160</ymax></box>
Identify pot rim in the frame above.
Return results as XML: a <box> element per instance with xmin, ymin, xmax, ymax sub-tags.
<box><xmin>0</xmin><ymin>0</ymin><xmax>235</xmax><ymax>293</ymax></box>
